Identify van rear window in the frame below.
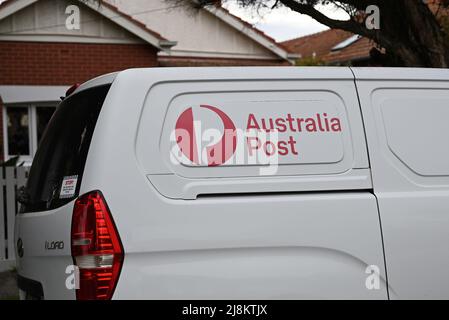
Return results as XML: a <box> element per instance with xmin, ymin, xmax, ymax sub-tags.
<box><xmin>20</xmin><ymin>84</ymin><xmax>111</xmax><ymax>213</ymax></box>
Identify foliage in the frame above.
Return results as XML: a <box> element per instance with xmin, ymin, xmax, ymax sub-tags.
<box><xmin>172</xmin><ymin>0</ymin><xmax>449</xmax><ymax>67</ymax></box>
<box><xmin>295</xmin><ymin>56</ymin><xmax>325</xmax><ymax>66</ymax></box>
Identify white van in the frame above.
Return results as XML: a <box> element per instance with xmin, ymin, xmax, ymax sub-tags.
<box><xmin>14</xmin><ymin>67</ymin><xmax>449</xmax><ymax>300</ymax></box>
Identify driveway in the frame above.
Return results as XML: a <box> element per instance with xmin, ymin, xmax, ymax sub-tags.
<box><xmin>0</xmin><ymin>270</ymin><xmax>19</xmax><ymax>300</ymax></box>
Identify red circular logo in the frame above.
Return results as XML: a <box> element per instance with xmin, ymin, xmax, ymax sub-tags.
<box><xmin>175</xmin><ymin>105</ymin><xmax>237</xmax><ymax>166</ymax></box>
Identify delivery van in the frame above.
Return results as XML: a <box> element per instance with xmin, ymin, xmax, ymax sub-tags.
<box><xmin>14</xmin><ymin>67</ymin><xmax>449</xmax><ymax>299</ymax></box>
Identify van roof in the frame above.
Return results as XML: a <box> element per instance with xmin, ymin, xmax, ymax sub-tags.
<box><xmin>74</xmin><ymin>71</ymin><xmax>119</xmax><ymax>95</ymax></box>
<box><xmin>351</xmin><ymin>67</ymin><xmax>449</xmax><ymax>81</ymax></box>
<box><xmin>73</xmin><ymin>67</ymin><xmax>449</xmax><ymax>95</ymax></box>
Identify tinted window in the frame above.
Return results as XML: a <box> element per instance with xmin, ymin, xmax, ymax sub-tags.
<box><xmin>36</xmin><ymin>106</ymin><xmax>56</xmax><ymax>144</ymax></box>
<box><xmin>21</xmin><ymin>85</ymin><xmax>111</xmax><ymax>213</ymax></box>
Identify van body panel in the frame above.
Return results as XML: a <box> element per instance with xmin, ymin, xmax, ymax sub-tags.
<box><xmin>106</xmin><ymin>188</ymin><xmax>387</xmax><ymax>299</ymax></box>
<box><xmin>75</xmin><ymin>68</ymin><xmax>387</xmax><ymax>299</ymax></box>
<box><xmin>353</xmin><ymin>70</ymin><xmax>449</xmax><ymax>299</ymax></box>
<box><xmin>147</xmin><ymin>168</ymin><xmax>372</xmax><ymax>200</ymax></box>
<box><xmin>22</xmin><ymin>67</ymin><xmax>449</xmax><ymax>299</ymax></box>
<box><xmin>14</xmin><ymin>204</ymin><xmax>75</xmax><ymax>300</ymax></box>
<box><xmin>131</xmin><ymin>68</ymin><xmax>369</xmax><ymax>199</ymax></box>
<box><xmin>14</xmin><ymin>83</ymin><xmax>113</xmax><ymax>299</ymax></box>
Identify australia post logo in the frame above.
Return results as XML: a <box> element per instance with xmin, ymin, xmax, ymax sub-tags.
<box><xmin>175</xmin><ymin>105</ymin><xmax>237</xmax><ymax>166</ymax></box>
<box><xmin>171</xmin><ymin>104</ymin><xmax>343</xmax><ymax>173</ymax></box>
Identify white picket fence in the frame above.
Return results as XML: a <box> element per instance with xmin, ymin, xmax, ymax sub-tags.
<box><xmin>0</xmin><ymin>166</ymin><xmax>30</xmax><ymax>271</ymax></box>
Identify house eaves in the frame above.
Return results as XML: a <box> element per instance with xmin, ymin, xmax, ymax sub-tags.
<box><xmin>203</xmin><ymin>5</ymin><xmax>295</xmax><ymax>64</ymax></box>
<box><xmin>0</xmin><ymin>0</ymin><xmax>177</xmax><ymax>51</ymax></box>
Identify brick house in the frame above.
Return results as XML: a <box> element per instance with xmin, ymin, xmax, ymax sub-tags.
<box><xmin>281</xmin><ymin>29</ymin><xmax>378</xmax><ymax>66</ymax></box>
<box><xmin>0</xmin><ymin>0</ymin><xmax>293</xmax><ymax>163</ymax></box>
<box><xmin>106</xmin><ymin>0</ymin><xmax>295</xmax><ymax>67</ymax></box>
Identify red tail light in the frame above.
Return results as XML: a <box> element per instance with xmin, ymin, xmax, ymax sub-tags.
<box><xmin>71</xmin><ymin>191</ymin><xmax>124</xmax><ymax>300</ymax></box>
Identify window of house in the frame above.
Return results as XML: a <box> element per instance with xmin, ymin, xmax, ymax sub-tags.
<box><xmin>3</xmin><ymin>104</ymin><xmax>56</xmax><ymax>163</ymax></box>
<box><xmin>6</xmin><ymin>106</ymin><xmax>30</xmax><ymax>156</ymax></box>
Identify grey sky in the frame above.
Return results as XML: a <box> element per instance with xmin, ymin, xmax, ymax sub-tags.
<box><xmin>223</xmin><ymin>1</ymin><xmax>349</xmax><ymax>42</ymax></box>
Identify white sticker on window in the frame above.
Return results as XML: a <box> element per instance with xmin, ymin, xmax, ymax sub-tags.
<box><xmin>60</xmin><ymin>175</ymin><xmax>78</xmax><ymax>198</ymax></box>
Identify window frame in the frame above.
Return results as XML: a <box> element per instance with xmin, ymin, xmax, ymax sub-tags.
<box><xmin>2</xmin><ymin>102</ymin><xmax>57</xmax><ymax>164</ymax></box>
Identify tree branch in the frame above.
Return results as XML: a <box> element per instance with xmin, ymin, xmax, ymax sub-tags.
<box><xmin>279</xmin><ymin>0</ymin><xmax>370</xmax><ymax>36</ymax></box>
<box><xmin>277</xmin><ymin>0</ymin><xmax>409</xmax><ymax>58</ymax></box>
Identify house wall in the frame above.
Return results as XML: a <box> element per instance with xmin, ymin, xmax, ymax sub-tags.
<box><xmin>158</xmin><ymin>56</ymin><xmax>289</xmax><ymax>67</ymax></box>
<box><xmin>108</xmin><ymin>0</ymin><xmax>282</xmax><ymax>61</ymax></box>
<box><xmin>0</xmin><ymin>0</ymin><xmax>145</xmax><ymax>44</ymax></box>
<box><xmin>0</xmin><ymin>41</ymin><xmax>158</xmax><ymax>161</ymax></box>
<box><xmin>0</xmin><ymin>41</ymin><xmax>158</xmax><ymax>85</ymax></box>
<box><xmin>0</xmin><ymin>97</ymin><xmax>3</xmax><ymax>161</ymax></box>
